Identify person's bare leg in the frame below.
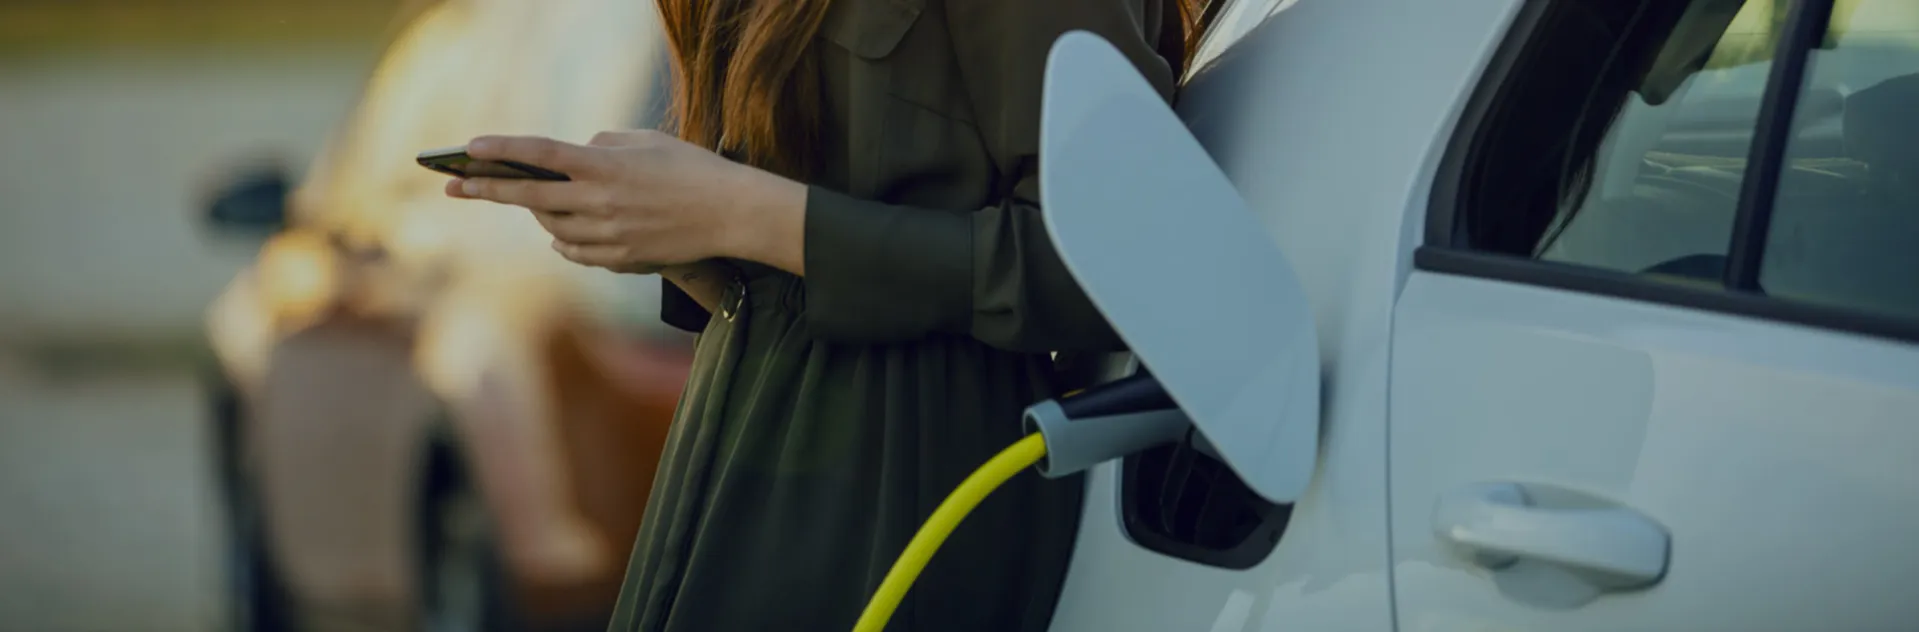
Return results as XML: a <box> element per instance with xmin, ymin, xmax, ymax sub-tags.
<box><xmin>414</xmin><ymin>282</ymin><xmax>611</xmax><ymax>584</ymax></box>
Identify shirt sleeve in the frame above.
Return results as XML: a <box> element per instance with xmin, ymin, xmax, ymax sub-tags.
<box><xmin>801</xmin><ymin>0</ymin><xmax>1178</xmax><ymax>352</ymax></box>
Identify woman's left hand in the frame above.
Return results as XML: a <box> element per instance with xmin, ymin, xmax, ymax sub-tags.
<box><xmin>445</xmin><ymin>130</ymin><xmax>805</xmax><ymax>274</ymax></box>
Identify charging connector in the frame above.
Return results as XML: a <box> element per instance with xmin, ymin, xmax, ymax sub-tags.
<box><xmin>852</xmin><ymin>370</ymin><xmax>1198</xmax><ymax>632</ymax></box>
<box><xmin>1022</xmin><ymin>371</ymin><xmax>1191</xmax><ymax>478</ymax></box>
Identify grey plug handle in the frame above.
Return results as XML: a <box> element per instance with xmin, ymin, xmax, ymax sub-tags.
<box><xmin>1022</xmin><ymin>400</ymin><xmax>1190</xmax><ymax>478</ymax></box>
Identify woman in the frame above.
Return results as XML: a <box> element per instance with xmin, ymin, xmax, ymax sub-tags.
<box><xmin>447</xmin><ymin>0</ymin><xmax>1202</xmax><ymax>628</ymax></box>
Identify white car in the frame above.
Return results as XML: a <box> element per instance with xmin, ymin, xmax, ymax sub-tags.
<box><xmin>1031</xmin><ymin>0</ymin><xmax>1919</xmax><ymax>630</ymax></box>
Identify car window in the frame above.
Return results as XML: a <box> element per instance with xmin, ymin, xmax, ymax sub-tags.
<box><xmin>1760</xmin><ymin>2</ymin><xmax>1919</xmax><ymax>319</ymax></box>
<box><xmin>1502</xmin><ymin>0</ymin><xmax>1919</xmax><ymax>320</ymax></box>
<box><xmin>1534</xmin><ymin>0</ymin><xmax>1796</xmax><ymax>276</ymax></box>
<box><xmin>1430</xmin><ymin>0</ymin><xmax>1919</xmax><ymax>340</ymax></box>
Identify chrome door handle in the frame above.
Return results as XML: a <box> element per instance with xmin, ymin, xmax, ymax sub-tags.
<box><xmin>1432</xmin><ymin>482</ymin><xmax>1670</xmax><ymax>591</ymax></box>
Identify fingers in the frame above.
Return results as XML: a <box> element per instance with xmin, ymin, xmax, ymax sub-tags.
<box><xmin>551</xmin><ymin>241</ymin><xmax>634</xmax><ymax>269</ymax></box>
<box><xmin>444</xmin><ymin>178</ymin><xmax>618</xmax><ymax>244</ymax></box>
<box><xmin>466</xmin><ymin>135</ymin><xmax>605</xmax><ymax>177</ymax></box>
<box><xmin>529</xmin><ymin>211</ymin><xmax>621</xmax><ymax>245</ymax></box>
<box><xmin>550</xmin><ymin>240</ymin><xmax>670</xmax><ymax>274</ymax></box>
<box><xmin>449</xmin><ymin>177</ymin><xmax>595</xmax><ymax>212</ymax></box>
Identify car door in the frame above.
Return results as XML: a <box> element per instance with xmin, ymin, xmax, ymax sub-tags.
<box><xmin>1388</xmin><ymin>0</ymin><xmax>1919</xmax><ymax>630</ymax></box>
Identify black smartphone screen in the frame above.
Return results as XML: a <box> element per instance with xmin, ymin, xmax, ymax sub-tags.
<box><xmin>416</xmin><ymin>146</ymin><xmax>571</xmax><ymax>181</ymax></box>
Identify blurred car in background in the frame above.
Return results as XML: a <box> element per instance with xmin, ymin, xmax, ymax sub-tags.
<box><xmin>196</xmin><ymin>1</ymin><xmax>686</xmax><ymax>630</ymax></box>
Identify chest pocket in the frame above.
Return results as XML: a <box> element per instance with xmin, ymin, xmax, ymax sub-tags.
<box><xmin>818</xmin><ymin>0</ymin><xmax>967</xmax><ymax>118</ymax></box>
<box><xmin>818</xmin><ymin>0</ymin><xmax>986</xmax><ymax>204</ymax></box>
<box><xmin>819</xmin><ymin>0</ymin><xmax>921</xmax><ymax>60</ymax></box>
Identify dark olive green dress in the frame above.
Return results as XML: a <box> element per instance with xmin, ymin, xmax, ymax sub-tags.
<box><xmin>608</xmin><ymin>1</ymin><xmax>1182</xmax><ymax>630</ymax></box>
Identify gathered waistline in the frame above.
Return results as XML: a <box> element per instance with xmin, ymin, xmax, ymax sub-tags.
<box><xmin>718</xmin><ymin>260</ymin><xmax>804</xmax><ymax>318</ymax></box>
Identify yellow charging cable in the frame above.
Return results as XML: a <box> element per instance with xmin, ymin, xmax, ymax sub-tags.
<box><xmin>851</xmin><ymin>433</ymin><xmax>1050</xmax><ymax>632</ymax></box>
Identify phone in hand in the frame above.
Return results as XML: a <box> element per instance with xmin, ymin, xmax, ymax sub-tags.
<box><xmin>416</xmin><ymin>145</ymin><xmax>571</xmax><ymax>181</ymax></box>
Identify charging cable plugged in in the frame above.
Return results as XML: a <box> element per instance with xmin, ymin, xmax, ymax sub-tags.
<box><xmin>851</xmin><ymin>370</ymin><xmax>1195</xmax><ymax>632</ymax></box>
<box><xmin>1022</xmin><ymin>371</ymin><xmax>1193</xmax><ymax>479</ymax></box>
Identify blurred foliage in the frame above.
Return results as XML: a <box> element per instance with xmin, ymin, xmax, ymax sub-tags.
<box><xmin>0</xmin><ymin>0</ymin><xmax>404</xmax><ymax>56</ymax></box>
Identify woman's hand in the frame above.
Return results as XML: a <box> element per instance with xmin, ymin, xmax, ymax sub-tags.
<box><xmin>444</xmin><ymin>130</ymin><xmax>808</xmax><ymax>275</ymax></box>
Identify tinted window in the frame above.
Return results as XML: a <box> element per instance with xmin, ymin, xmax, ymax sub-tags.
<box><xmin>1535</xmin><ymin>2</ymin><xmax>1782</xmax><ymax>278</ymax></box>
<box><xmin>1446</xmin><ymin>0</ymin><xmax>1919</xmax><ymax>327</ymax></box>
<box><xmin>1760</xmin><ymin>4</ymin><xmax>1919</xmax><ymax>319</ymax></box>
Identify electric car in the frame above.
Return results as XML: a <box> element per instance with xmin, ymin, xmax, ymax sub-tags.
<box><xmin>197</xmin><ymin>1</ymin><xmax>687</xmax><ymax>630</ymax></box>
<box><xmin>1033</xmin><ymin>0</ymin><xmax>1919</xmax><ymax>629</ymax></box>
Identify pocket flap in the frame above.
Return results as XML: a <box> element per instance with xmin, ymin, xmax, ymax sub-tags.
<box><xmin>819</xmin><ymin>0</ymin><xmax>923</xmax><ymax>60</ymax></box>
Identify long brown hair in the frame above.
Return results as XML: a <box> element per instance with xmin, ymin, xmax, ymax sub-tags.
<box><xmin>655</xmin><ymin>0</ymin><xmax>1212</xmax><ymax>179</ymax></box>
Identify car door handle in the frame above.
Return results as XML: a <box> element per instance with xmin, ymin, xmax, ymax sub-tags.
<box><xmin>1432</xmin><ymin>482</ymin><xmax>1670</xmax><ymax>591</ymax></box>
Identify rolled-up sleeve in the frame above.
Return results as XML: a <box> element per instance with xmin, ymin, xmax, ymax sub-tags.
<box><xmin>801</xmin><ymin>0</ymin><xmax>1178</xmax><ymax>352</ymax></box>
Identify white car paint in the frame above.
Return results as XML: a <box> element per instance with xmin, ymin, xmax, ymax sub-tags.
<box><xmin>1390</xmin><ymin>273</ymin><xmax>1919</xmax><ymax>631</ymax></box>
<box><xmin>1041</xmin><ymin>30</ymin><xmax>1322</xmax><ymax>506</ymax></box>
<box><xmin>1051</xmin><ymin>0</ymin><xmax>1517</xmax><ymax>629</ymax></box>
<box><xmin>1041</xmin><ymin>0</ymin><xmax>1919</xmax><ymax>630</ymax></box>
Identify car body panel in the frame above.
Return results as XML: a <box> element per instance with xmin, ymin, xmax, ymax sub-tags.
<box><xmin>1049</xmin><ymin>1</ymin><xmax>1519</xmax><ymax>630</ymax></box>
<box><xmin>1055</xmin><ymin>0</ymin><xmax>1919</xmax><ymax>629</ymax></box>
<box><xmin>1389</xmin><ymin>272</ymin><xmax>1919</xmax><ymax>631</ymax></box>
<box><xmin>1385</xmin><ymin>0</ymin><xmax>1919</xmax><ymax>625</ymax></box>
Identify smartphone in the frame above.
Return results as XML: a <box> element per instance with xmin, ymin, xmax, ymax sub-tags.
<box><xmin>416</xmin><ymin>145</ymin><xmax>571</xmax><ymax>181</ymax></box>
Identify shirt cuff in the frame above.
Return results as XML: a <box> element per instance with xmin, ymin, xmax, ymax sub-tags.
<box><xmin>801</xmin><ymin>185</ymin><xmax>973</xmax><ymax>343</ymax></box>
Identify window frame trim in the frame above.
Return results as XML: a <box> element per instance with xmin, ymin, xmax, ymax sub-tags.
<box><xmin>1421</xmin><ymin>0</ymin><xmax>1919</xmax><ymax>346</ymax></box>
<box><xmin>1724</xmin><ymin>0</ymin><xmax>1838</xmax><ymax>289</ymax></box>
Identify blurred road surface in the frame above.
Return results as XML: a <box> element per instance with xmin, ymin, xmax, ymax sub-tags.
<box><xmin>0</xmin><ymin>356</ymin><xmax>225</xmax><ymax>632</ymax></box>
